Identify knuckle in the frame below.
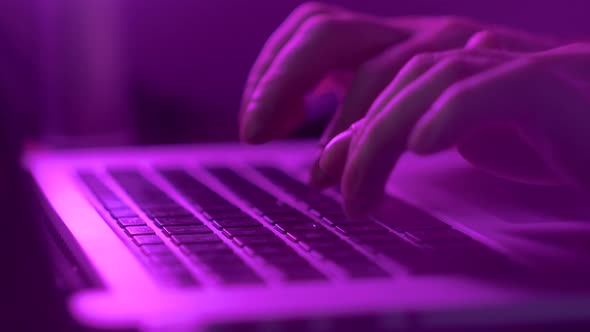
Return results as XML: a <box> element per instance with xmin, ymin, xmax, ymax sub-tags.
<box><xmin>300</xmin><ymin>15</ymin><xmax>346</xmax><ymax>39</ymax></box>
<box><xmin>431</xmin><ymin>55</ymin><xmax>470</xmax><ymax>81</ymax></box>
<box><xmin>437</xmin><ymin>56</ymin><xmax>468</xmax><ymax>73</ymax></box>
<box><xmin>439</xmin><ymin>80</ymin><xmax>475</xmax><ymax>107</ymax></box>
<box><xmin>437</xmin><ymin>16</ymin><xmax>477</xmax><ymax>34</ymax></box>
<box><xmin>291</xmin><ymin>2</ymin><xmax>330</xmax><ymax>17</ymax></box>
<box><xmin>466</xmin><ymin>29</ymin><xmax>498</xmax><ymax>48</ymax></box>
<box><xmin>472</xmin><ymin>29</ymin><xmax>497</xmax><ymax>40</ymax></box>
<box><xmin>406</xmin><ymin>53</ymin><xmax>436</xmax><ymax>69</ymax></box>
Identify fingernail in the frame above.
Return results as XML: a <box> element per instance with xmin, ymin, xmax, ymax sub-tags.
<box><xmin>319</xmin><ymin>129</ymin><xmax>352</xmax><ymax>177</ymax></box>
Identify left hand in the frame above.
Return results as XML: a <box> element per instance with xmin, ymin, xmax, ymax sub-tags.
<box><xmin>318</xmin><ymin>43</ymin><xmax>590</xmax><ymax>217</ymax></box>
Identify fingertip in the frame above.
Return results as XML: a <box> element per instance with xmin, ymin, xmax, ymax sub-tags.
<box><xmin>239</xmin><ymin>108</ymin><xmax>273</xmax><ymax>144</ymax></box>
<box><xmin>465</xmin><ymin>30</ymin><xmax>500</xmax><ymax>50</ymax></box>
<box><xmin>340</xmin><ymin>167</ymin><xmax>371</xmax><ymax>219</ymax></box>
<box><xmin>309</xmin><ymin>165</ymin><xmax>335</xmax><ymax>189</ymax></box>
<box><xmin>319</xmin><ymin>129</ymin><xmax>352</xmax><ymax>177</ymax></box>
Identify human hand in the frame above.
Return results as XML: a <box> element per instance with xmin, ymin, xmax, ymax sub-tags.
<box><xmin>239</xmin><ymin>2</ymin><xmax>556</xmax><ymax>184</ymax></box>
<box><xmin>319</xmin><ymin>43</ymin><xmax>590</xmax><ymax>217</ymax></box>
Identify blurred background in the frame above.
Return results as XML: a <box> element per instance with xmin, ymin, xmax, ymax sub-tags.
<box><xmin>0</xmin><ymin>0</ymin><xmax>588</xmax><ymax>147</ymax></box>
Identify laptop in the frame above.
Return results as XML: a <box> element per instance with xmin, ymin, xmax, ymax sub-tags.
<box><xmin>23</xmin><ymin>140</ymin><xmax>590</xmax><ymax>331</ymax></box>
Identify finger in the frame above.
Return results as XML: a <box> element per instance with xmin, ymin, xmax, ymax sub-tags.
<box><xmin>466</xmin><ymin>28</ymin><xmax>558</xmax><ymax>51</ymax></box>
<box><xmin>317</xmin><ymin>118</ymin><xmax>366</xmax><ymax>187</ymax></box>
<box><xmin>354</xmin><ymin>49</ymin><xmax>514</xmax><ymax>146</ymax></box>
<box><xmin>408</xmin><ymin>58</ymin><xmax>590</xmax><ymax>188</ymax></box>
<box><xmin>241</xmin><ymin>15</ymin><xmax>407</xmax><ymax>143</ymax></box>
<box><xmin>319</xmin><ymin>21</ymin><xmax>483</xmax><ymax>147</ymax></box>
<box><xmin>309</xmin><ymin>158</ymin><xmax>335</xmax><ymax>189</ymax></box>
<box><xmin>240</xmin><ymin>2</ymin><xmax>338</xmax><ymax>117</ymax></box>
<box><xmin>342</xmin><ymin>56</ymin><xmax>500</xmax><ymax>217</ymax></box>
<box><xmin>313</xmin><ymin>48</ymin><xmax>453</xmax><ymax>186</ymax></box>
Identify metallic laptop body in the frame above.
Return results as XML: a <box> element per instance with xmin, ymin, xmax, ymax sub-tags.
<box><xmin>24</xmin><ymin>141</ymin><xmax>590</xmax><ymax>331</ymax></box>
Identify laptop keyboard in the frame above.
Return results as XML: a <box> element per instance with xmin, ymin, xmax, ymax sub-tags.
<box><xmin>78</xmin><ymin>165</ymin><xmax>517</xmax><ymax>288</ymax></box>
<box><xmin>254</xmin><ymin>167</ymin><xmax>517</xmax><ymax>275</ymax></box>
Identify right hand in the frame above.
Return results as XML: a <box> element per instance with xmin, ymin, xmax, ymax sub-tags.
<box><xmin>239</xmin><ymin>2</ymin><xmax>557</xmax><ymax>186</ymax></box>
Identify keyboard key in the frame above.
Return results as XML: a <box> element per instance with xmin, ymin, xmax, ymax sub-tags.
<box><xmin>264</xmin><ymin>215</ymin><xmax>311</xmax><ymax>225</ymax></box>
<box><xmin>335</xmin><ymin>223</ymin><xmax>387</xmax><ymax>234</ymax></box>
<box><xmin>144</xmin><ymin>206</ymin><xmax>192</xmax><ymax>218</ymax></box>
<box><xmin>141</xmin><ymin>244</ymin><xmax>174</xmax><ymax>255</ymax></box>
<box><xmin>266</xmin><ymin>257</ymin><xmax>327</xmax><ymax>281</ymax></box>
<box><xmin>287</xmin><ymin>230</ymin><xmax>339</xmax><ymax>241</ymax></box>
<box><xmin>203</xmin><ymin>209</ymin><xmax>249</xmax><ymax>220</ymax></box>
<box><xmin>214</xmin><ymin>267</ymin><xmax>264</xmax><ymax>285</ymax></box>
<box><xmin>180</xmin><ymin>240</ymin><xmax>232</xmax><ymax>255</ymax></box>
<box><xmin>153</xmin><ymin>216</ymin><xmax>200</xmax><ymax>228</ymax></box>
<box><xmin>222</xmin><ymin>227</ymin><xmax>273</xmax><ymax>238</ymax></box>
<box><xmin>162</xmin><ymin>225</ymin><xmax>212</xmax><ymax>236</ymax></box>
<box><xmin>149</xmin><ymin>254</ymin><xmax>184</xmax><ymax>265</ymax></box>
<box><xmin>323</xmin><ymin>216</ymin><xmax>370</xmax><ymax>225</ymax></box>
<box><xmin>243</xmin><ymin>244</ymin><xmax>295</xmax><ymax>257</ymax></box>
<box><xmin>133</xmin><ymin>234</ymin><xmax>164</xmax><ymax>246</ymax></box>
<box><xmin>349</xmin><ymin>232</ymin><xmax>405</xmax><ymax>244</ymax></box>
<box><xmin>101</xmin><ymin>200</ymin><xmax>130</xmax><ymax>210</ymax></box>
<box><xmin>406</xmin><ymin>228</ymin><xmax>470</xmax><ymax>243</ymax></box>
<box><xmin>233</xmin><ymin>235</ymin><xmax>285</xmax><ymax>248</ymax></box>
<box><xmin>109</xmin><ymin>207</ymin><xmax>139</xmax><ymax>218</ymax></box>
<box><xmin>211</xmin><ymin>218</ymin><xmax>262</xmax><ymax>229</ymax></box>
<box><xmin>116</xmin><ymin>217</ymin><xmax>146</xmax><ymax>227</ymax></box>
<box><xmin>275</xmin><ymin>222</ymin><xmax>324</xmax><ymax>233</ymax></box>
<box><xmin>196</xmin><ymin>253</ymin><xmax>245</xmax><ymax>267</ymax></box>
<box><xmin>124</xmin><ymin>225</ymin><xmax>155</xmax><ymax>236</ymax></box>
<box><xmin>297</xmin><ymin>238</ymin><xmax>351</xmax><ymax>251</ymax></box>
<box><xmin>171</xmin><ymin>233</ymin><xmax>221</xmax><ymax>245</ymax></box>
